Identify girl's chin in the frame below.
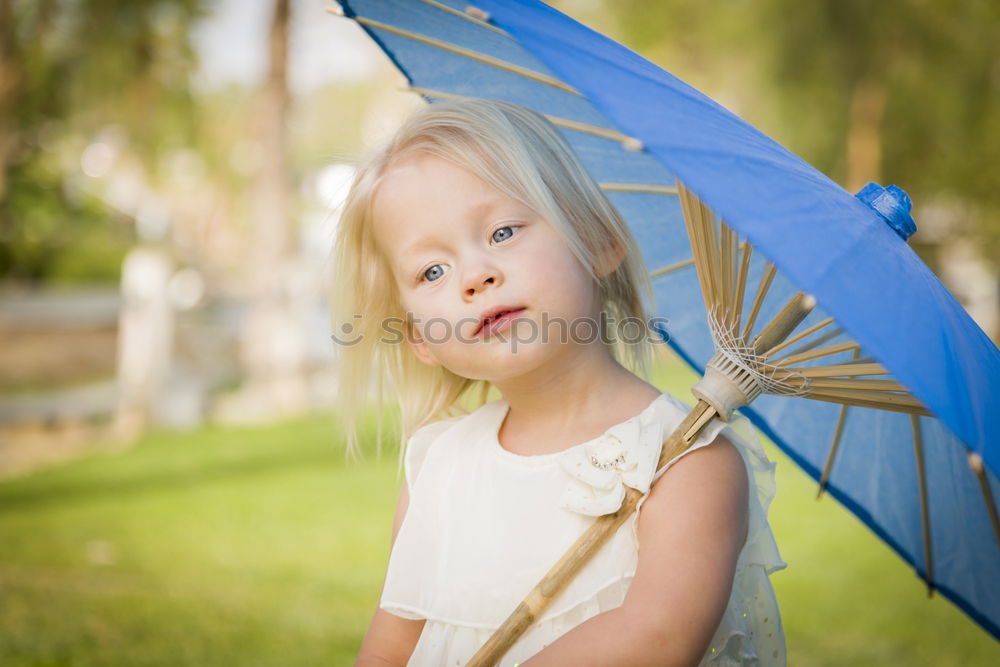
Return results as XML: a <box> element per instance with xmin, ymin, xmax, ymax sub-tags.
<box><xmin>447</xmin><ymin>344</ymin><xmax>557</xmax><ymax>380</ymax></box>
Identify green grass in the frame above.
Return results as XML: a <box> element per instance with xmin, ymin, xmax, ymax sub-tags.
<box><xmin>0</xmin><ymin>352</ymin><xmax>997</xmax><ymax>665</ymax></box>
<box><xmin>0</xmin><ymin>416</ymin><xmax>400</xmax><ymax>666</ymax></box>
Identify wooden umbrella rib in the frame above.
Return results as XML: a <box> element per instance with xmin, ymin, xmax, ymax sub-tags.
<box><xmin>649</xmin><ymin>256</ymin><xmax>695</xmax><ymax>279</ymax></box>
<box><xmin>801</xmin><ymin>389</ymin><xmax>933</xmax><ymax>417</ymax></box>
<box><xmin>678</xmin><ymin>183</ymin><xmax>717</xmax><ymax>316</ymax></box>
<box><xmin>650</xmin><ymin>241</ymin><xmax>749</xmax><ymax>286</ymax></box>
<box><xmin>351</xmin><ymin>16</ymin><xmax>581</xmax><ymax>95</ymax></box>
<box><xmin>682</xmin><ymin>189</ymin><xmax>719</xmax><ymax>313</ymax></box>
<box><xmin>732</xmin><ymin>240</ymin><xmax>752</xmax><ymax>337</ymax></box>
<box><xmin>414</xmin><ymin>0</ymin><xmax>511</xmax><ymax>35</ymax></box>
<box><xmin>817</xmin><ymin>348</ymin><xmax>860</xmax><ymax>499</ymax></box>
<box><xmin>600</xmin><ymin>182</ymin><xmax>679</xmax><ymax>194</ymax></box>
<box><xmin>719</xmin><ymin>221</ymin><xmax>737</xmax><ymax>331</ymax></box>
<box><xmin>405</xmin><ymin>86</ymin><xmax>641</xmax><ymax>147</ymax></box>
<box><xmin>772</xmin><ymin>340</ymin><xmax>860</xmax><ymax>367</ymax></box>
<box><xmin>776</xmin><ymin>327</ymin><xmax>845</xmax><ymax>361</ymax></box>
<box><xmin>784</xmin><ymin>361</ymin><xmax>888</xmax><ymax>379</ymax></box>
<box><xmin>406</xmin><ymin>84</ymin><xmax>466</xmax><ymax>100</ymax></box>
<box><xmin>549</xmin><ymin>120</ymin><xmax>643</xmax><ymax>148</ymax></box>
<box><xmin>718</xmin><ymin>223</ymin><xmax>732</xmax><ymax>320</ymax></box>
<box><xmin>680</xmin><ymin>182</ymin><xmax>720</xmax><ymax>315</ymax></box>
<box><xmin>967</xmin><ymin>452</ymin><xmax>1000</xmax><ymax>553</ymax></box>
<box><xmin>762</xmin><ymin>317</ymin><xmax>835</xmax><ymax>359</ymax></box>
<box><xmin>804</xmin><ymin>388</ymin><xmax>926</xmax><ymax>408</ymax></box>
<box><xmin>802</xmin><ymin>394</ymin><xmax>932</xmax><ymax>417</ymax></box>
<box><xmin>818</xmin><ymin>404</ymin><xmax>850</xmax><ymax>499</ymax></box>
<box><xmin>781</xmin><ymin>377</ymin><xmax>910</xmax><ymax>392</ymax></box>
<box><xmin>701</xmin><ymin>201</ymin><xmax>722</xmax><ymax>318</ymax></box>
<box><xmin>741</xmin><ymin>261</ymin><xmax>776</xmax><ymax>342</ymax></box>
<box><xmin>840</xmin><ymin>355</ymin><xmax>878</xmax><ymax>365</ymax></box>
<box><xmin>911</xmin><ymin>414</ymin><xmax>935</xmax><ymax>597</ymax></box>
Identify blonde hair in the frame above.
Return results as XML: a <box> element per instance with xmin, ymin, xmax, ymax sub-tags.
<box><xmin>331</xmin><ymin>98</ymin><xmax>657</xmax><ymax>463</ymax></box>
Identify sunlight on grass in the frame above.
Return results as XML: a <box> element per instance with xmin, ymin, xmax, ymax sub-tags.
<box><xmin>0</xmin><ymin>348</ymin><xmax>996</xmax><ymax>665</ymax></box>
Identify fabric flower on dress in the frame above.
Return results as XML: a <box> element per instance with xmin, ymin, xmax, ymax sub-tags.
<box><xmin>555</xmin><ymin>415</ymin><xmax>666</xmax><ymax>516</ymax></box>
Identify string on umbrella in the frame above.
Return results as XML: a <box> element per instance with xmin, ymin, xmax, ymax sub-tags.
<box><xmin>705</xmin><ymin>306</ymin><xmax>810</xmax><ymax>398</ymax></box>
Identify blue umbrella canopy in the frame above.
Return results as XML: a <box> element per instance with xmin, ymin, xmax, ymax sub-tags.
<box><xmin>333</xmin><ymin>0</ymin><xmax>1000</xmax><ymax>642</ymax></box>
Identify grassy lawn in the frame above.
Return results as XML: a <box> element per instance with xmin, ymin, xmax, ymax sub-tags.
<box><xmin>0</xmin><ymin>351</ymin><xmax>997</xmax><ymax>665</ymax></box>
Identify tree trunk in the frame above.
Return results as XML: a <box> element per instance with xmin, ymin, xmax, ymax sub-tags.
<box><xmin>237</xmin><ymin>0</ymin><xmax>309</xmax><ymax>419</ymax></box>
<box><xmin>0</xmin><ymin>0</ymin><xmax>19</xmax><ymax>202</ymax></box>
<box><xmin>845</xmin><ymin>71</ymin><xmax>887</xmax><ymax>192</ymax></box>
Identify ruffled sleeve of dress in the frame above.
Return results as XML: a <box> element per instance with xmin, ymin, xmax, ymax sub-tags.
<box><xmin>381</xmin><ymin>413</ymin><xmax>469</xmax><ymax>623</ymax></box>
<box><xmin>689</xmin><ymin>402</ymin><xmax>787</xmax><ymax>667</ymax></box>
<box><xmin>402</xmin><ymin>416</ymin><xmax>463</xmax><ymax>496</ymax></box>
<box><xmin>553</xmin><ymin>393</ymin><xmax>787</xmax><ymax>666</ymax></box>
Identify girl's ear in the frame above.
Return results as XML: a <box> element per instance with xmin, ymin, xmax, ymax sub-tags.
<box><xmin>405</xmin><ymin>324</ymin><xmax>442</xmax><ymax>367</ymax></box>
<box><xmin>594</xmin><ymin>238</ymin><xmax>627</xmax><ymax>278</ymax></box>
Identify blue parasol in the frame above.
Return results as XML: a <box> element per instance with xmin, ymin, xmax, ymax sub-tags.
<box><xmin>330</xmin><ymin>0</ymin><xmax>1000</xmax><ymax>653</ymax></box>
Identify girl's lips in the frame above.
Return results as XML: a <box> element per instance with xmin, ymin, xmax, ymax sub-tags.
<box><xmin>478</xmin><ymin>308</ymin><xmax>526</xmax><ymax>337</ymax></box>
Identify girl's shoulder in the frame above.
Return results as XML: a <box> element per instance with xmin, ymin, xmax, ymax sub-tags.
<box><xmin>403</xmin><ymin>416</ymin><xmax>462</xmax><ymax>492</ymax></box>
<box><xmin>403</xmin><ymin>399</ymin><xmax>504</xmax><ymax>491</ymax></box>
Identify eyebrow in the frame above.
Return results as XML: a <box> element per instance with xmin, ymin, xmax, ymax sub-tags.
<box><xmin>399</xmin><ymin>237</ymin><xmax>443</xmax><ymax>262</ymax></box>
<box><xmin>398</xmin><ymin>195</ymin><xmax>515</xmax><ymax>258</ymax></box>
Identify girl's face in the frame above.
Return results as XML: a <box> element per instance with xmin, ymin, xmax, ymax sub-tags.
<box><xmin>371</xmin><ymin>152</ymin><xmax>605</xmax><ymax>383</ymax></box>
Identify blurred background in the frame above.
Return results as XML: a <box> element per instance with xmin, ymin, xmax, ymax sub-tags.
<box><xmin>0</xmin><ymin>0</ymin><xmax>997</xmax><ymax>664</ymax></box>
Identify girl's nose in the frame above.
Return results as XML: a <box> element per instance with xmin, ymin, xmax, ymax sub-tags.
<box><xmin>462</xmin><ymin>263</ymin><xmax>502</xmax><ymax>298</ymax></box>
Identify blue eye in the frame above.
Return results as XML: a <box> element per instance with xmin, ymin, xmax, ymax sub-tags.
<box><xmin>492</xmin><ymin>226</ymin><xmax>516</xmax><ymax>243</ymax></box>
<box><xmin>422</xmin><ymin>264</ymin><xmax>447</xmax><ymax>282</ymax></box>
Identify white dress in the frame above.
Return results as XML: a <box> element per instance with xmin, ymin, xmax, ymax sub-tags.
<box><xmin>380</xmin><ymin>392</ymin><xmax>787</xmax><ymax>666</ymax></box>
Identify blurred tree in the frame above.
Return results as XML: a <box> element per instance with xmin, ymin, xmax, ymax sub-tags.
<box><xmin>751</xmin><ymin>0</ymin><xmax>1000</xmax><ymax>264</ymax></box>
<box><xmin>573</xmin><ymin>0</ymin><xmax>1000</xmax><ymax>271</ymax></box>
<box><xmin>0</xmin><ymin>0</ymin><xmax>206</xmax><ymax>284</ymax></box>
<box><xmin>236</xmin><ymin>0</ymin><xmax>311</xmax><ymax>418</ymax></box>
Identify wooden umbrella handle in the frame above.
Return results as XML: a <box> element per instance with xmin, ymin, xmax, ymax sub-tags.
<box><xmin>466</xmin><ymin>399</ymin><xmax>720</xmax><ymax>667</ymax></box>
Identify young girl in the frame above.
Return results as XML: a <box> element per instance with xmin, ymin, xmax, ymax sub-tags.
<box><xmin>333</xmin><ymin>98</ymin><xmax>786</xmax><ymax>666</ymax></box>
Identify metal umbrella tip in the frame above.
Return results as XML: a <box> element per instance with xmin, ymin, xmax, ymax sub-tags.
<box><xmin>623</xmin><ymin>137</ymin><xmax>644</xmax><ymax>151</ymax></box>
<box><xmin>802</xmin><ymin>293</ymin><xmax>817</xmax><ymax>310</ymax></box>
<box><xmin>326</xmin><ymin>2</ymin><xmax>344</xmax><ymax>17</ymax></box>
<box><xmin>466</xmin><ymin>5</ymin><xmax>491</xmax><ymax>21</ymax></box>
<box><xmin>968</xmin><ymin>451</ymin><xmax>985</xmax><ymax>474</ymax></box>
